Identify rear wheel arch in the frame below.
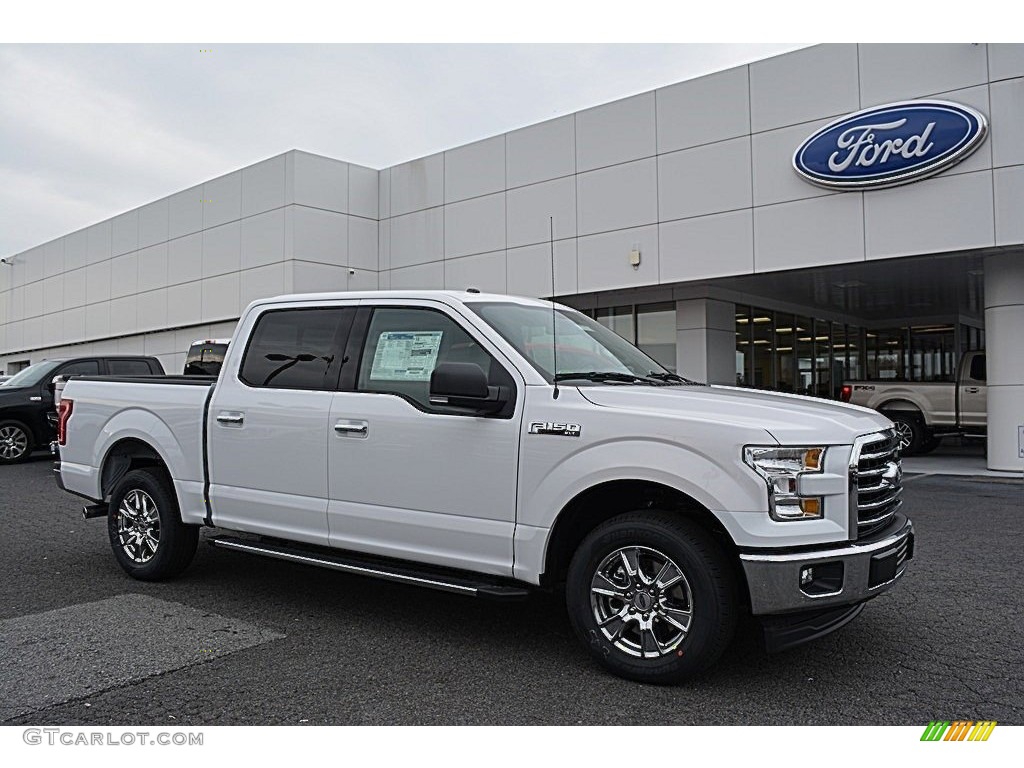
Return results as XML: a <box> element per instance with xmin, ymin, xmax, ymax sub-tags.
<box><xmin>876</xmin><ymin>399</ymin><xmax>925</xmax><ymax>423</ymax></box>
<box><xmin>541</xmin><ymin>479</ymin><xmax>743</xmax><ymax>598</ymax></box>
<box><xmin>100</xmin><ymin>438</ymin><xmax>172</xmax><ymax>502</ymax></box>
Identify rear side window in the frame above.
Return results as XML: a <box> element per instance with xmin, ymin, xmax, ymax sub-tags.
<box><xmin>969</xmin><ymin>354</ymin><xmax>986</xmax><ymax>382</ymax></box>
<box><xmin>240</xmin><ymin>308</ymin><xmax>355</xmax><ymax>390</ymax></box>
<box><xmin>107</xmin><ymin>359</ymin><xmax>156</xmax><ymax>375</ymax></box>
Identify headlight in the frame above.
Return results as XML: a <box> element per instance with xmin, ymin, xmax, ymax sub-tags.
<box><xmin>744</xmin><ymin>446</ymin><xmax>827</xmax><ymax>521</ymax></box>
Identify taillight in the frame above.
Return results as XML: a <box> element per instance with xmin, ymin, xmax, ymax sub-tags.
<box><xmin>57</xmin><ymin>399</ymin><xmax>73</xmax><ymax>446</ymax></box>
<box><xmin>840</xmin><ymin>385</ymin><xmax>852</xmax><ymax>403</ymax></box>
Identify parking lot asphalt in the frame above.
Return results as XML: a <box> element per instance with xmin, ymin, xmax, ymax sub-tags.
<box><xmin>1</xmin><ymin>454</ymin><xmax>1022</xmax><ymax>726</ymax></box>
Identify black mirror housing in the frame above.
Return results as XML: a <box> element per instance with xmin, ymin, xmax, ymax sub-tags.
<box><xmin>430</xmin><ymin>362</ymin><xmax>508</xmax><ymax>413</ymax></box>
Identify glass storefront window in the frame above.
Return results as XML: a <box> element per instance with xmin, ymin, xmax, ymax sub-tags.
<box><xmin>594</xmin><ymin>306</ymin><xmax>634</xmax><ymax>343</ymax></box>
<box><xmin>751</xmin><ymin>311</ymin><xmax>774</xmax><ymax>389</ymax></box>
<box><xmin>637</xmin><ymin>303</ymin><xmax>677</xmax><ymax>373</ymax></box>
<box><xmin>735</xmin><ymin>306</ymin><xmax>751</xmax><ymax>387</ymax></box>
<box><xmin>590</xmin><ymin>302</ymin><xmax>677</xmax><ymax>373</ymax></box>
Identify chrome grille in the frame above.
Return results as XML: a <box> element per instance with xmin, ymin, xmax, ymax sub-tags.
<box><xmin>852</xmin><ymin>430</ymin><xmax>903</xmax><ymax>538</ymax></box>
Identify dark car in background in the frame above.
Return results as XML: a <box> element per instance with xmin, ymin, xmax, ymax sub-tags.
<box><xmin>0</xmin><ymin>356</ymin><xmax>164</xmax><ymax>464</ymax></box>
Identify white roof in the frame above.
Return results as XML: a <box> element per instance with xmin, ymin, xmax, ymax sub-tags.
<box><xmin>245</xmin><ymin>290</ymin><xmax>557</xmax><ymax>310</ymax></box>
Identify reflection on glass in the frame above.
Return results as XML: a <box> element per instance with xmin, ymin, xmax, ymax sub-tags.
<box><xmin>637</xmin><ymin>303</ymin><xmax>677</xmax><ymax>373</ymax></box>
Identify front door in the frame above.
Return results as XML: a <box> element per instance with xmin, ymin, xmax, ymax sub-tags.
<box><xmin>327</xmin><ymin>302</ymin><xmax>523</xmax><ymax>576</ymax></box>
<box><xmin>207</xmin><ymin>304</ymin><xmax>356</xmax><ymax>546</ymax></box>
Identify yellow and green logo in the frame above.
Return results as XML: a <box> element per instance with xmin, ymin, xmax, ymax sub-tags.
<box><xmin>921</xmin><ymin>721</ymin><xmax>997</xmax><ymax>741</ymax></box>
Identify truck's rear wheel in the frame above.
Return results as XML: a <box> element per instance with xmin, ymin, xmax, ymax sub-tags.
<box><xmin>566</xmin><ymin>511</ymin><xmax>737</xmax><ymax>684</ymax></box>
<box><xmin>887</xmin><ymin>412</ymin><xmax>925</xmax><ymax>455</ymax></box>
<box><xmin>108</xmin><ymin>468</ymin><xmax>198</xmax><ymax>581</ymax></box>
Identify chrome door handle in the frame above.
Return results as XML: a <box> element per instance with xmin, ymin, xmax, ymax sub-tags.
<box><xmin>29</xmin><ymin>396</ymin><xmax>42</xmax><ymax>402</ymax></box>
<box><xmin>216</xmin><ymin>412</ymin><xmax>244</xmax><ymax>425</ymax></box>
<box><xmin>965</xmin><ymin>387</ymin><xmax>980</xmax><ymax>394</ymax></box>
<box><xmin>334</xmin><ymin>420</ymin><xmax>368</xmax><ymax>437</ymax></box>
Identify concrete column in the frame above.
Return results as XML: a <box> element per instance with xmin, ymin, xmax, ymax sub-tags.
<box><xmin>676</xmin><ymin>298</ymin><xmax>735</xmax><ymax>385</ymax></box>
<box><xmin>984</xmin><ymin>253</ymin><xmax>1024</xmax><ymax>473</ymax></box>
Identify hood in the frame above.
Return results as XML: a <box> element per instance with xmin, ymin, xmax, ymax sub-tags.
<box><xmin>576</xmin><ymin>384</ymin><xmax>892</xmax><ymax>445</ymax></box>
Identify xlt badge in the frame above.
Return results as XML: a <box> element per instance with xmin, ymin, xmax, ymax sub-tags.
<box><xmin>528</xmin><ymin>422</ymin><xmax>582</xmax><ymax>437</ymax></box>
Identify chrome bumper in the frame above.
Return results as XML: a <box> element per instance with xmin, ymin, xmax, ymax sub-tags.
<box><xmin>739</xmin><ymin>516</ymin><xmax>914</xmax><ymax>615</ymax></box>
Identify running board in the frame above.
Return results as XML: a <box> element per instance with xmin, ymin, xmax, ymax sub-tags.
<box><xmin>209</xmin><ymin>536</ymin><xmax>530</xmax><ymax>600</ymax></box>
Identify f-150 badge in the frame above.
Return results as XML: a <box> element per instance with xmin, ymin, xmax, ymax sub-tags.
<box><xmin>528</xmin><ymin>422</ymin><xmax>582</xmax><ymax>437</ymax></box>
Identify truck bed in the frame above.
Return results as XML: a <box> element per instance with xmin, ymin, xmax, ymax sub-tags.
<box><xmin>58</xmin><ymin>376</ymin><xmax>217</xmax><ymax>524</ymax></box>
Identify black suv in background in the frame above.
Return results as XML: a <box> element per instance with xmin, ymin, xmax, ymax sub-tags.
<box><xmin>0</xmin><ymin>356</ymin><xmax>164</xmax><ymax>464</ymax></box>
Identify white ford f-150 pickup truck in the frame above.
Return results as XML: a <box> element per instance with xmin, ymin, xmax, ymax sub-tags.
<box><xmin>55</xmin><ymin>291</ymin><xmax>913</xmax><ymax>683</ymax></box>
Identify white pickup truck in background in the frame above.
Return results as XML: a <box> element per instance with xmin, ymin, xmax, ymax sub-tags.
<box><xmin>55</xmin><ymin>291</ymin><xmax>914</xmax><ymax>683</ymax></box>
<box><xmin>841</xmin><ymin>350</ymin><xmax>986</xmax><ymax>455</ymax></box>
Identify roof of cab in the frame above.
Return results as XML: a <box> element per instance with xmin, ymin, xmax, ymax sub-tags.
<box><xmin>245</xmin><ymin>290</ymin><xmax>556</xmax><ymax>310</ymax></box>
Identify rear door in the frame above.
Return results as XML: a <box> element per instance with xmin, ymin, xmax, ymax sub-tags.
<box><xmin>207</xmin><ymin>303</ymin><xmax>356</xmax><ymax>546</ymax></box>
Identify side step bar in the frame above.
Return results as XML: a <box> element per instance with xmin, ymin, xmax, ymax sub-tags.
<box><xmin>209</xmin><ymin>536</ymin><xmax>531</xmax><ymax>601</ymax></box>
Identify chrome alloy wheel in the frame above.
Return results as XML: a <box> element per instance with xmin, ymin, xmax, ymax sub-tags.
<box><xmin>590</xmin><ymin>546</ymin><xmax>694</xmax><ymax>659</ymax></box>
<box><xmin>117</xmin><ymin>489</ymin><xmax>161</xmax><ymax>564</ymax></box>
<box><xmin>0</xmin><ymin>425</ymin><xmax>29</xmax><ymax>461</ymax></box>
<box><xmin>893</xmin><ymin>421</ymin><xmax>914</xmax><ymax>452</ymax></box>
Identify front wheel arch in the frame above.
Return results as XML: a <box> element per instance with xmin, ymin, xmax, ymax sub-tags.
<box><xmin>542</xmin><ymin>479</ymin><xmax>743</xmax><ymax>597</ymax></box>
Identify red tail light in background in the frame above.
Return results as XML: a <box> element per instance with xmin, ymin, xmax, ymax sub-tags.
<box><xmin>840</xmin><ymin>385</ymin><xmax>852</xmax><ymax>403</ymax></box>
<box><xmin>57</xmin><ymin>399</ymin><xmax>73</xmax><ymax>445</ymax></box>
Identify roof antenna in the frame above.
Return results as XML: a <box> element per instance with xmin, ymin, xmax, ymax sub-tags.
<box><xmin>549</xmin><ymin>216</ymin><xmax>559</xmax><ymax>400</ymax></box>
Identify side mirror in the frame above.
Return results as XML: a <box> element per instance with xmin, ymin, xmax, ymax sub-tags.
<box><xmin>429</xmin><ymin>362</ymin><xmax>508</xmax><ymax>414</ymax></box>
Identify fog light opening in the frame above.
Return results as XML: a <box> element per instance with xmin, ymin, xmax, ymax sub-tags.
<box><xmin>799</xmin><ymin>561</ymin><xmax>844</xmax><ymax>596</ymax></box>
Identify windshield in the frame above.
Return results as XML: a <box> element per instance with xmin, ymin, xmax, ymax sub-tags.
<box><xmin>467</xmin><ymin>302</ymin><xmax>679</xmax><ymax>383</ymax></box>
<box><xmin>2</xmin><ymin>360</ymin><xmax>62</xmax><ymax>389</ymax></box>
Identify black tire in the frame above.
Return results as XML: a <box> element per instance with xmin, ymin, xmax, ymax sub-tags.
<box><xmin>887</xmin><ymin>412</ymin><xmax>924</xmax><ymax>455</ymax></box>
<box><xmin>107</xmin><ymin>468</ymin><xmax>198</xmax><ymax>581</ymax></box>
<box><xmin>916</xmin><ymin>433</ymin><xmax>941</xmax><ymax>454</ymax></box>
<box><xmin>0</xmin><ymin>419</ymin><xmax>34</xmax><ymax>464</ymax></box>
<box><xmin>566</xmin><ymin>511</ymin><xmax>737</xmax><ymax>684</ymax></box>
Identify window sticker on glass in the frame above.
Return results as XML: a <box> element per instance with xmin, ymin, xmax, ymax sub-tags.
<box><xmin>369</xmin><ymin>331</ymin><xmax>443</xmax><ymax>381</ymax></box>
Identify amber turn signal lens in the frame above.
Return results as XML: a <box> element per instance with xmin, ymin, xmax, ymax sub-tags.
<box><xmin>800</xmin><ymin>498</ymin><xmax>821</xmax><ymax>516</ymax></box>
<box><xmin>803</xmin><ymin>448</ymin><xmax>823</xmax><ymax>471</ymax></box>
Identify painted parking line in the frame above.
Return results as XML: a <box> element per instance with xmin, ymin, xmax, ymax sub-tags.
<box><xmin>0</xmin><ymin>593</ymin><xmax>284</xmax><ymax>721</ymax></box>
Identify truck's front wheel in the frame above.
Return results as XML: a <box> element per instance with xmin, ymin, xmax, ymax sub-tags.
<box><xmin>108</xmin><ymin>468</ymin><xmax>198</xmax><ymax>581</ymax></box>
<box><xmin>566</xmin><ymin>511</ymin><xmax>737</xmax><ymax>684</ymax></box>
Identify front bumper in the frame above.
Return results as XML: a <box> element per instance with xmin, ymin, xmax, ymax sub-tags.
<box><xmin>739</xmin><ymin>514</ymin><xmax>913</xmax><ymax>615</ymax></box>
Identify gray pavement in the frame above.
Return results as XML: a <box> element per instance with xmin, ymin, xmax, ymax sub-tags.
<box><xmin>1</xmin><ymin>453</ymin><xmax>1021</xmax><ymax>725</ymax></box>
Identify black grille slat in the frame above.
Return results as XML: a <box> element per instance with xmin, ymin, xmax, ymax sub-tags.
<box><xmin>855</xmin><ymin>430</ymin><xmax>903</xmax><ymax>538</ymax></box>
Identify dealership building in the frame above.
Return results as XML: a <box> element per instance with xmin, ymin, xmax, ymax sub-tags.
<box><xmin>1</xmin><ymin>43</ymin><xmax>1022</xmax><ymax>471</ymax></box>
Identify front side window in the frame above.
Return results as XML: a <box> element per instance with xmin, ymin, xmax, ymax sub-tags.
<box><xmin>56</xmin><ymin>360</ymin><xmax>100</xmax><ymax>377</ymax></box>
<box><xmin>239</xmin><ymin>308</ymin><xmax>354</xmax><ymax>390</ymax></box>
<box><xmin>357</xmin><ymin>306</ymin><xmax>513</xmax><ymax>413</ymax></box>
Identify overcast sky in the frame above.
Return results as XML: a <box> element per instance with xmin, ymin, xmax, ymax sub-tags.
<box><xmin>0</xmin><ymin>44</ymin><xmax>803</xmax><ymax>258</ymax></box>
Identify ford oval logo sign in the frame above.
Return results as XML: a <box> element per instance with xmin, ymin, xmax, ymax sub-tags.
<box><xmin>793</xmin><ymin>100</ymin><xmax>988</xmax><ymax>190</ymax></box>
